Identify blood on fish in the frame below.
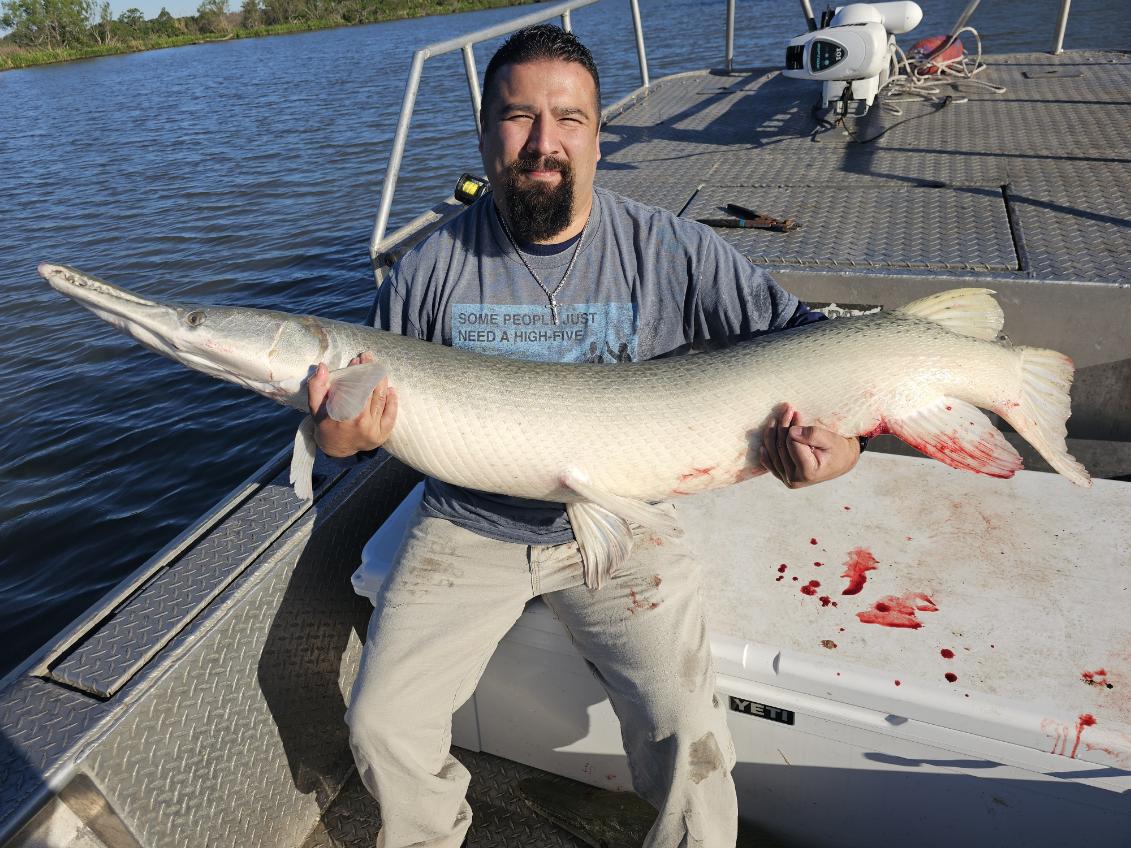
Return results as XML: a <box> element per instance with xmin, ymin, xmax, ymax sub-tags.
<box><xmin>857</xmin><ymin>593</ymin><xmax>938</xmax><ymax>629</ymax></box>
<box><xmin>733</xmin><ymin>465</ymin><xmax>763</xmax><ymax>483</ymax></box>
<box><xmin>681</xmin><ymin>466</ymin><xmax>716</xmax><ymax>480</ymax></box>
<box><xmin>841</xmin><ymin>547</ymin><xmax>879</xmax><ymax>595</ymax></box>
<box><xmin>671</xmin><ymin>466</ymin><xmax>718</xmax><ymax>496</ymax></box>
<box><xmin>801</xmin><ymin>580</ymin><xmax>820</xmax><ymax>596</ymax></box>
<box><xmin>810</xmin><ymin>537</ymin><xmax>819</xmax><ymax>545</ymax></box>
<box><xmin>945</xmin><ymin>672</ymin><xmax>958</xmax><ymax>683</ymax></box>
<box><xmin>862</xmin><ymin>420</ymin><xmax>892</xmax><ymax>438</ymax></box>
<box><xmin>941</xmin><ymin>648</ymin><xmax>955</xmax><ymax>659</ymax></box>
<box><xmin>814</xmin><ymin>561</ymin><xmax>824</xmax><ymax>567</ymax></box>
<box><xmin>894</xmin><ymin>680</ymin><xmax>902</xmax><ymax>686</ymax></box>
<box><xmin>778</xmin><ymin>564</ymin><xmax>788</xmax><ymax>573</ymax></box>
<box><xmin>818</xmin><ymin>595</ymin><xmax>837</xmax><ymax>607</ymax></box>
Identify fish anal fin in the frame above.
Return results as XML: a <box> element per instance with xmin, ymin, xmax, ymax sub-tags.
<box><xmin>896</xmin><ymin>288</ymin><xmax>1004</xmax><ymax>341</ymax></box>
<box><xmin>886</xmin><ymin>399</ymin><xmax>1023</xmax><ymax>479</ymax></box>
<box><xmin>290</xmin><ymin>415</ymin><xmax>317</xmax><ymax>500</ymax></box>
<box><xmin>324</xmin><ymin>362</ymin><xmax>388</xmax><ymax>421</ymax></box>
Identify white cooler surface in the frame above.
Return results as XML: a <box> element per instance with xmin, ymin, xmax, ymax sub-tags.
<box><xmin>353</xmin><ymin>453</ymin><xmax>1131</xmax><ymax>845</ymax></box>
<box><xmin>681</xmin><ymin>451</ymin><xmax>1131</xmax><ymax>772</ymax></box>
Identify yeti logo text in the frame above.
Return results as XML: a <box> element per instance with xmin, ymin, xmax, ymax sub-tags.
<box><xmin>728</xmin><ymin>696</ymin><xmax>795</xmax><ymax>725</ymax></box>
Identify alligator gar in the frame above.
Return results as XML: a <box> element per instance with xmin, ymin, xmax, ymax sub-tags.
<box><xmin>40</xmin><ymin>263</ymin><xmax>1089</xmax><ymax>587</ymax></box>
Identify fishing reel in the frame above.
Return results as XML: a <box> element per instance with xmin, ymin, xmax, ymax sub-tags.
<box><xmin>784</xmin><ymin>2</ymin><xmax>922</xmax><ymax>116</ymax></box>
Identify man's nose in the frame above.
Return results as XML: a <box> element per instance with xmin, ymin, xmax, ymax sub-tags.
<box><xmin>523</xmin><ymin>114</ymin><xmax>560</xmax><ymax>156</ymax></box>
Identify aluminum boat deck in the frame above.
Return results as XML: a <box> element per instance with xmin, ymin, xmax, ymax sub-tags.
<box><xmin>2</xmin><ymin>46</ymin><xmax>1129</xmax><ymax>848</ymax></box>
<box><xmin>600</xmin><ymin>51</ymin><xmax>1130</xmax><ymax>285</ymax></box>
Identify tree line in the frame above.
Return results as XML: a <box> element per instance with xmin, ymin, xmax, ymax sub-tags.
<box><xmin>2</xmin><ymin>0</ymin><xmax>520</xmax><ymax>53</ymax></box>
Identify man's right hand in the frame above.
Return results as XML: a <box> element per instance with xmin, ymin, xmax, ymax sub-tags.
<box><xmin>307</xmin><ymin>352</ymin><xmax>398</xmax><ymax>457</ymax></box>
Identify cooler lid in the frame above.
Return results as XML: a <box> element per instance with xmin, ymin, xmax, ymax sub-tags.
<box><xmin>678</xmin><ymin>452</ymin><xmax>1131</xmax><ymax>772</ymax></box>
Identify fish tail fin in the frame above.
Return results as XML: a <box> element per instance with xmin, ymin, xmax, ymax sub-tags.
<box><xmin>998</xmin><ymin>347</ymin><xmax>1091</xmax><ymax>487</ymax></box>
<box><xmin>896</xmin><ymin>288</ymin><xmax>1004</xmax><ymax>341</ymax></box>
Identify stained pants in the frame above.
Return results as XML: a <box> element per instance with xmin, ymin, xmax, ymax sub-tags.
<box><xmin>345</xmin><ymin>507</ymin><xmax>737</xmax><ymax>847</ymax></box>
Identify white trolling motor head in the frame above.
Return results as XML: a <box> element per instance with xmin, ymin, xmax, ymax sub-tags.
<box><xmin>784</xmin><ymin>2</ymin><xmax>922</xmax><ymax>116</ymax></box>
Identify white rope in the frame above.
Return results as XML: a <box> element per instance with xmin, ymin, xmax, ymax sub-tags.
<box><xmin>876</xmin><ymin>25</ymin><xmax>1006</xmax><ymax>116</ymax></box>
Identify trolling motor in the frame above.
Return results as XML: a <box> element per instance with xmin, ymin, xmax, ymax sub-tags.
<box><xmin>784</xmin><ymin>2</ymin><xmax>922</xmax><ymax>116</ymax></box>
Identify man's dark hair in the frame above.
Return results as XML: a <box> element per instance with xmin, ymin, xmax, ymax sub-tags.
<box><xmin>480</xmin><ymin>24</ymin><xmax>601</xmax><ymax>125</ymax></box>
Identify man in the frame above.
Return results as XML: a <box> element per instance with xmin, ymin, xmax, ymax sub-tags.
<box><xmin>309</xmin><ymin>25</ymin><xmax>861</xmax><ymax>847</ymax></box>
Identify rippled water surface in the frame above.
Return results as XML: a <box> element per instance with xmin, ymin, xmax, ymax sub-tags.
<box><xmin>1</xmin><ymin>0</ymin><xmax>1126</xmax><ymax>677</ymax></box>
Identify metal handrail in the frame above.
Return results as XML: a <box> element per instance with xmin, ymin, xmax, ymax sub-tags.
<box><xmin>368</xmin><ymin>0</ymin><xmax>650</xmax><ymax>260</ymax></box>
<box><xmin>1051</xmin><ymin>0</ymin><xmax>1072</xmax><ymax>54</ymax></box>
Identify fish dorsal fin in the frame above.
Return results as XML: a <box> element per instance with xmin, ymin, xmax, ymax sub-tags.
<box><xmin>896</xmin><ymin>288</ymin><xmax>1004</xmax><ymax>341</ymax></box>
<box><xmin>324</xmin><ymin>362</ymin><xmax>388</xmax><ymax>421</ymax></box>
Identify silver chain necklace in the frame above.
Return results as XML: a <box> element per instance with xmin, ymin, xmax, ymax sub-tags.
<box><xmin>497</xmin><ymin>207</ymin><xmax>590</xmax><ymax>325</ymax></box>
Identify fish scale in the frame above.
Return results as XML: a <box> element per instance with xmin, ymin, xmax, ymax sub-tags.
<box><xmin>39</xmin><ymin>263</ymin><xmax>1089</xmax><ymax>588</ymax></box>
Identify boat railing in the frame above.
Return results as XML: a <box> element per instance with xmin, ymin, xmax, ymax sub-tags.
<box><xmin>368</xmin><ymin>0</ymin><xmax>651</xmax><ymax>265</ymax></box>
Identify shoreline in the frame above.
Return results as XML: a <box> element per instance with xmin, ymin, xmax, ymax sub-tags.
<box><xmin>0</xmin><ymin>0</ymin><xmax>533</xmax><ymax>71</ymax></box>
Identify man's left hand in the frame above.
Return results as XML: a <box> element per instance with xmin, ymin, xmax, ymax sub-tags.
<box><xmin>760</xmin><ymin>403</ymin><xmax>861</xmax><ymax>489</ymax></box>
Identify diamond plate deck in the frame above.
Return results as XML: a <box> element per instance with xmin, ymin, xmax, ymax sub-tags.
<box><xmin>599</xmin><ymin>51</ymin><xmax>1131</xmax><ymax>284</ymax></box>
<box><xmin>47</xmin><ymin>470</ymin><xmax>341</xmax><ymax>698</ymax></box>
<box><xmin>299</xmin><ymin>749</ymin><xmax>590</xmax><ymax>848</ymax></box>
<box><xmin>683</xmin><ymin>184</ymin><xmax>1018</xmax><ymax>271</ymax></box>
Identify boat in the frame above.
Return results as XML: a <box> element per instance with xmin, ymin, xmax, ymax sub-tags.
<box><xmin>2</xmin><ymin>0</ymin><xmax>1128</xmax><ymax>845</ymax></box>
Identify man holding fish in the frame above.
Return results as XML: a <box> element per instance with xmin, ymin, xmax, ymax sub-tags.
<box><xmin>310</xmin><ymin>25</ymin><xmax>861</xmax><ymax>848</ymax></box>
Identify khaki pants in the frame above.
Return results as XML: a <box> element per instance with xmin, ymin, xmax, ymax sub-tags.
<box><xmin>345</xmin><ymin>507</ymin><xmax>737</xmax><ymax>847</ymax></box>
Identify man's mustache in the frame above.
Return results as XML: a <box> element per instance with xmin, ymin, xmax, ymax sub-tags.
<box><xmin>512</xmin><ymin>156</ymin><xmax>568</xmax><ymax>174</ymax></box>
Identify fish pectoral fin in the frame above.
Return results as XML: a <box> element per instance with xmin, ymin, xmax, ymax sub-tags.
<box><xmin>324</xmin><ymin>362</ymin><xmax>388</xmax><ymax>421</ymax></box>
<box><xmin>561</xmin><ymin>468</ymin><xmax>684</xmax><ymax>590</ymax></box>
<box><xmin>887</xmin><ymin>398</ymin><xmax>1023</xmax><ymax>479</ymax></box>
<box><xmin>896</xmin><ymin>288</ymin><xmax>1004</xmax><ymax>341</ymax></box>
<box><xmin>290</xmin><ymin>415</ymin><xmax>317</xmax><ymax>500</ymax></box>
<box><xmin>566</xmin><ymin>502</ymin><xmax>633</xmax><ymax>590</ymax></box>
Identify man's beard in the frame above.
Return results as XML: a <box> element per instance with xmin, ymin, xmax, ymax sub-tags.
<box><xmin>499</xmin><ymin>155</ymin><xmax>575</xmax><ymax>243</ymax></box>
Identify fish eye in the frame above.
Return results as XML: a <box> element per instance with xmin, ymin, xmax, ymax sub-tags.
<box><xmin>186</xmin><ymin>311</ymin><xmax>205</xmax><ymax>326</ymax></box>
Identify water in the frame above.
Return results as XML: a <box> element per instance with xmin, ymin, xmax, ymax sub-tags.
<box><xmin>0</xmin><ymin>0</ymin><xmax>1126</xmax><ymax>679</ymax></box>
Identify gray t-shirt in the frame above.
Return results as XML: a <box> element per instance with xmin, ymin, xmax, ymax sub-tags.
<box><xmin>375</xmin><ymin>186</ymin><xmax>800</xmax><ymax>545</ymax></box>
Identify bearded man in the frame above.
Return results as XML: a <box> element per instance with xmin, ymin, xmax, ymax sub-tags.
<box><xmin>309</xmin><ymin>24</ymin><xmax>862</xmax><ymax>847</ymax></box>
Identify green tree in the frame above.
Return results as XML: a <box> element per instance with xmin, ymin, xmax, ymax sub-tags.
<box><xmin>117</xmin><ymin>5</ymin><xmax>143</xmax><ymax>30</ymax></box>
<box><xmin>237</xmin><ymin>0</ymin><xmax>258</xmax><ymax>27</ymax></box>
<box><xmin>89</xmin><ymin>0</ymin><xmax>112</xmax><ymax>44</ymax></box>
<box><xmin>149</xmin><ymin>5</ymin><xmax>178</xmax><ymax>35</ymax></box>
<box><xmin>195</xmin><ymin>0</ymin><xmax>226</xmax><ymax>31</ymax></box>
<box><xmin>1</xmin><ymin>0</ymin><xmax>95</xmax><ymax>47</ymax></box>
<box><xmin>261</xmin><ymin>0</ymin><xmax>298</xmax><ymax>25</ymax></box>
